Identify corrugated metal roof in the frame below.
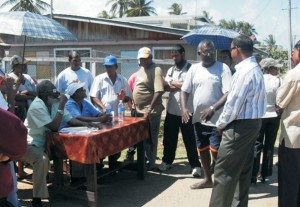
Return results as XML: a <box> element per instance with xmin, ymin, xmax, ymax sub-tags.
<box><xmin>52</xmin><ymin>14</ymin><xmax>190</xmax><ymax>36</ymax></box>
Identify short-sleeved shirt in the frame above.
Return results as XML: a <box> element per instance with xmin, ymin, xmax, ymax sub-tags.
<box><xmin>55</xmin><ymin>67</ymin><xmax>94</xmax><ymax>97</ymax></box>
<box><xmin>181</xmin><ymin>61</ymin><xmax>232</xmax><ymax>126</ymax></box>
<box><xmin>8</xmin><ymin>72</ymin><xmax>36</xmax><ymax>106</ymax></box>
<box><xmin>165</xmin><ymin>62</ymin><xmax>192</xmax><ymax>116</ymax></box>
<box><xmin>90</xmin><ymin>73</ymin><xmax>132</xmax><ymax>115</ymax></box>
<box><xmin>133</xmin><ymin>63</ymin><xmax>165</xmax><ymax>115</ymax></box>
<box><xmin>263</xmin><ymin>74</ymin><xmax>281</xmax><ymax>118</ymax></box>
<box><xmin>25</xmin><ymin>97</ymin><xmax>73</xmax><ymax>149</ymax></box>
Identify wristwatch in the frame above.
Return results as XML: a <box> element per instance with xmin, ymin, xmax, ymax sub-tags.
<box><xmin>209</xmin><ymin>106</ymin><xmax>215</xmax><ymax>112</ymax></box>
<box><xmin>57</xmin><ymin>109</ymin><xmax>64</xmax><ymax>115</ymax></box>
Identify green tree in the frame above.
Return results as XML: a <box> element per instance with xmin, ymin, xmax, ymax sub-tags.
<box><xmin>168</xmin><ymin>3</ymin><xmax>187</xmax><ymax>15</ymax></box>
<box><xmin>202</xmin><ymin>10</ymin><xmax>214</xmax><ymax>24</ymax></box>
<box><xmin>106</xmin><ymin>0</ymin><xmax>128</xmax><ymax>18</ymax></box>
<box><xmin>219</xmin><ymin>19</ymin><xmax>257</xmax><ymax>36</ymax></box>
<box><xmin>263</xmin><ymin>34</ymin><xmax>277</xmax><ymax>51</ymax></box>
<box><xmin>126</xmin><ymin>0</ymin><xmax>157</xmax><ymax>17</ymax></box>
<box><xmin>0</xmin><ymin>0</ymin><xmax>50</xmax><ymax>14</ymax></box>
<box><xmin>97</xmin><ymin>10</ymin><xmax>116</xmax><ymax>19</ymax></box>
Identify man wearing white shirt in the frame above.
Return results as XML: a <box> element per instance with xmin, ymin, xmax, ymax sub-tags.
<box><xmin>55</xmin><ymin>51</ymin><xmax>93</xmax><ymax>98</ymax></box>
<box><xmin>209</xmin><ymin>35</ymin><xmax>266</xmax><ymax>207</ymax></box>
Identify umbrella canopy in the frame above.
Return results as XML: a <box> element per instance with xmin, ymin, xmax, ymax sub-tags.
<box><xmin>0</xmin><ymin>11</ymin><xmax>77</xmax><ymax>41</ymax></box>
<box><xmin>182</xmin><ymin>25</ymin><xmax>240</xmax><ymax>50</ymax></box>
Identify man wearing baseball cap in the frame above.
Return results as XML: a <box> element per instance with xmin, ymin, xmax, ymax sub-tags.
<box><xmin>133</xmin><ymin>47</ymin><xmax>165</xmax><ymax>170</ymax></box>
<box><xmin>252</xmin><ymin>57</ymin><xmax>282</xmax><ymax>184</ymax></box>
<box><xmin>90</xmin><ymin>55</ymin><xmax>132</xmax><ymax>115</ymax></box>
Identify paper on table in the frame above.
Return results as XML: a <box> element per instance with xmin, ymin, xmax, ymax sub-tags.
<box><xmin>59</xmin><ymin>126</ymin><xmax>98</xmax><ymax>134</ymax></box>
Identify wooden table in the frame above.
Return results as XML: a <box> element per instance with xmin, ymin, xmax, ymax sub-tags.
<box><xmin>47</xmin><ymin>117</ymin><xmax>149</xmax><ymax>207</ymax></box>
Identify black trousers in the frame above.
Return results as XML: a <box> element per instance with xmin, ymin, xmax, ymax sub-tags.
<box><xmin>0</xmin><ymin>198</ymin><xmax>14</xmax><ymax>207</ymax></box>
<box><xmin>161</xmin><ymin>112</ymin><xmax>201</xmax><ymax>168</ymax></box>
<box><xmin>278</xmin><ymin>140</ymin><xmax>300</xmax><ymax>207</ymax></box>
<box><xmin>253</xmin><ymin>117</ymin><xmax>280</xmax><ymax>178</ymax></box>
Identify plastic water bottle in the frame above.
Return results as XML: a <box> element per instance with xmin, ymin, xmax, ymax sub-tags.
<box><xmin>118</xmin><ymin>100</ymin><xmax>125</xmax><ymax>121</ymax></box>
<box><xmin>105</xmin><ymin>102</ymin><xmax>112</xmax><ymax>115</ymax></box>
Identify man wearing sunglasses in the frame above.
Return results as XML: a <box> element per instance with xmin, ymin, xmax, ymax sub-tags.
<box><xmin>210</xmin><ymin>35</ymin><xmax>266</xmax><ymax>207</ymax></box>
<box><xmin>21</xmin><ymin>80</ymin><xmax>95</xmax><ymax>207</ymax></box>
<box><xmin>181</xmin><ymin>39</ymin><xmax>232</xmax><ymax>189</ymax></box>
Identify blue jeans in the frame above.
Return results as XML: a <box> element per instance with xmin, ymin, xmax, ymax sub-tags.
<box><xmin>7</xmin><ymin>161</ymin><xmax>20</xmax><ymax>207</ymax></box>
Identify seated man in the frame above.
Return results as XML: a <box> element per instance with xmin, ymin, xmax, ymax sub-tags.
<box><xmin>22</xmin><ymin>80</ymin><xmax>94</xmax><ymax>207</ymax></box>
<box><xmin>62</xmin><ymin>82</ymin><xmax>113</xmax><ymax>179</ymax></box>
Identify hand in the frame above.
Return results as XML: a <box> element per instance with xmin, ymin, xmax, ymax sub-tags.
<box><xmin>143</xmin><ymin>111</ymin><xmax>150</xmax><ymax>119</ymax></box>
<box><xmin>275</xmin><ymin>104</ymin><xmax>283</xmax><ymax>116</ymax></box>
<box><xmin>181</xmin><ymin>108</ymin><xmax>192</xmax><ymax>124</ymax></box>
<box><xmin>98</xmin><ymin>114</ymin><xmax>112</xmax><ymax>123</ymax></box>
<box><xmin>4</xmin><ymin>76</ymin><xmax>15</xmax><ymax>91</ymax></box>
<box><xmin>200</xmin><ymin>107</ymin><xmax>214</xmax><ymax>122</ymax></box>
<box><xmin>217</xmin><ymin>128</ymin><xmax>223</xmax><ymax>136</ymax></box>
<box><xmin>117</xmin><ymin>89</ymin><xmax>126</xmax><ymax>101</ymax></box>
<box><xmin>17</xmin><ymin>74</ymin><xmax>25</xmax><ymax>85</ymax></box>
<box><xmin>0</xmin><ymin>153</ymin><xmax>9</xmax><ymax>162</ymax></box>
<box><xmin>58</xmin><ymin>94</ymin><xmax>68</xmax><ymax>109</ymax></box>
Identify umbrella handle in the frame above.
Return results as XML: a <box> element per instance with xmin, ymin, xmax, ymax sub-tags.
<box><xmin>22</xmin><ymin>36</ymin><xmax>27</xmax><ymax>63</ymax></box>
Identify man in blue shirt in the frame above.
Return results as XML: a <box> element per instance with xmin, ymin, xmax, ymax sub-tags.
<box><xmin>209</xmin><ymin>35</ymin><xmax>266</xmax><ymax>207</ymax></box>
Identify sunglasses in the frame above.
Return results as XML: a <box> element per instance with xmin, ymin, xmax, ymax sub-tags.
<box><xmin>230</xmin><ymin>46</ymin><xmax>239</xmax><ymax>52</ymax></box>
<box><xmin>197</xmin><ymin>50</ymin><xmax>215</xmax><ymax>56</ymax></box>
<box><xmin>47</xmin><ymin>88</ymin><xmax>60</xmax><ymax>97</ymax></box>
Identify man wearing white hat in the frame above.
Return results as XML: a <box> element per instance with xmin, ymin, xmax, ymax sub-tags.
<box><xmin>133</xmin><ymin>47</ymin><xmax>165</xmax><ymax>170</ymax></box>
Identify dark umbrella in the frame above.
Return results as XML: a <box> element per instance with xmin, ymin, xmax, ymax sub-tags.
<box><xmin>182</xmin><ymin>25</ymin><xmax>240</xmax><ymax>50</ymax></box>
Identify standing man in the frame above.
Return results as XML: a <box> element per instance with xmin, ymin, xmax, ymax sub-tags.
<box><xmin>90</xmin><ymin>55</ymin><xmax>132</xmax><ymax>115</ymax></box>
<box><xmin>55</xmin><ymin>51</ymin><xmax>93</xmax><ymax>98</ymax></box>
<box><xmin>181</xmin><ymin>40</ymin><xmax>232</xmax><ymax>189</ymax></box>
<box><xmin>133</xmin><ymin>47</ymin><xmax>164</xmax><ymax>170</ymax></box>
<box><xmin>209</xmin><ymin>35</ymin><xmax>266</xmax><ymax>207</ymax></box>
<box><xmin>158</xmin><ymin>45</ymin><xmax>202</xmax><ymax>177</ymax></box>
<box><xmin>276</xmin><ymin>40</ymin><xmax>300</xmax><ymax>207</ymax></box>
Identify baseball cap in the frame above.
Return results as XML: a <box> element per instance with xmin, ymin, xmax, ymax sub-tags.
<box><xmin>10</xmin><ymin>55</ymin><xmax>29</xmax><ymax>67</ymax></box>
<box><xmin>259</xmin><ymin>58</ymin><xmax>283</xmax><ymax>69</ymax></box>
<box><xmin>103</xmin><ymin>55</ymin><xmax>117</xmax><ymax>66</ymax></box>
<box><xmin>66</xmin><ymin>82</ymin><xmax>85</xmax><ymax>96</ymax></box>
<box><xmin>137</xmin><ymin>47</ymin><xmax>151</xmax><ymax>59</ymax></box>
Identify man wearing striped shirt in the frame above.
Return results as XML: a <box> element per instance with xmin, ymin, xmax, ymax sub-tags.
<box><xmin>209</xmin><ymin>35</ymin><xmax>266</xmax><ymax>207</ymax></box>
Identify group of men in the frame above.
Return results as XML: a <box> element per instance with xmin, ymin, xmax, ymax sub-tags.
<box><xmin>1</xmin><ymin>35</ymin><xmax>300</xmax><ymax>207</ymax></box>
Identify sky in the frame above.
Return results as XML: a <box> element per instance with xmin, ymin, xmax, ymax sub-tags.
<box><xmin>1</xmin><ymin>0</ymin><xmax>299</xmax><ymax>49</ymax></box>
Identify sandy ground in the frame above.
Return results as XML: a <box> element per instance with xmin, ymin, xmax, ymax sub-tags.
<box><xmin>17</xmin><ymin>154</ymin><xmax>278</xmax><ymax>207</ymax></box>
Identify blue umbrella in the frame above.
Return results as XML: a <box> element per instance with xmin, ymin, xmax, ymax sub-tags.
<box><xmin>0</xmin><ymin>11</ymin><xmax>77</xmax><ymax>60</ymax></box>
<box><xmin>181</xmin><ymin>25</ymin><xmax>240</xmax><ymax>50</ymax></box>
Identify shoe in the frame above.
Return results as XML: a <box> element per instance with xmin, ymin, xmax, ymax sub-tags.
<box><xmin>258</xmin><ymin>175</ymin><xmax>266</xmax><ymax>183</ymax></box>
<box><xmin>158</xmin><ymin>162</ymin><xmax>171</xmax><ymax>171</ymax></box>
<box><xmin>192</xmin><ymin>167</ymin><xmax>202</xmax><ymax>177</ymax></box>
<box><xmin>32</xmin><ymin>197</ymin><xmax>43</xmax><ymax>207</ymax></box>
<box><xmin>251</xmin><ymin>177</ymin><xmax>257</xmax><ymax>184</ymax></box>
<box><xmin>124</xmin><ymin>153</ymin><xmax>134</xmax><ymax>162</ymax></box>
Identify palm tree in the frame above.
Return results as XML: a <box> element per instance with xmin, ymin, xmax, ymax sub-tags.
<box><xmin>168</xmin><ymin>3</ymin><xmax>187</xmax><ymax>15</ymax></box>
<box><xmin>0</xmin><ymin>0</ymin><xmax>50</xmax><ymax>14</ymax></box>
<box><xmin>219</xmin><ymin>19</ymin><xmax>257</xmax><ymax>36</ymax></box>
<box><xmin>126</xmin><ymin>0</ymin><xmax>157</xmax><ymax>17</ymax></box>
<box><xmin>202</xmin><ymin>10</ymin><xmax>214</xmax><ymax>24</ymax></box>
<box><xmin>97</xmin><ymin>10</ymin><xmax>116</xmax><ymax>19</ymax></box>
<box><xmin>106</xmin><ymin>0</ymin><xmax>128</xmax><ymax>18</ymax></box>
<box><xmin>263</xmin><ymin>34</ymin><xmax>277</xmax><ymax>49</ymax></box>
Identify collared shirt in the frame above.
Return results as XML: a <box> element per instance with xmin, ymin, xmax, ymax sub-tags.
<box><xmin>90</xmin><ymin>72</ymin><xmax>132</xmax><ymax>115</ymax></box>
<box><xmin>133</xmin><ymin>63</ymin><xmax>165</xmax><ymax>115</ymax></box>
<box><xmin>216</xmin><ymin>56</ymin><xmax>266</xmax><ymax>129</ymax></box>
<box><xmin>55</xmin><ymin>67</ymin><xmax>94</xmax><ymax>98</ymax></box>
<box><xmin>263</xmin><ymin>74</ymin><xmax>281</xmax><ymax>118</ymax></box>
<box><xmin>61</xmin><ymin>98</ymin><xmax>101</xmax><ymax>128</ymax></box>
<box><xmin>181</xmin><ymin>61</ymin><xmax>232</xmax><ymax>126</ymax></box>
<box><xmin>25</xmin><ymin>97</ymin><xmax>73</xmax><ymax>149</ymax></box>
<box><xmin>165</xmin><ymin>62</ymin><xmax>193</xmax><ymax>116</ymax></box>
<box><xmin>276</xmin><ymin>63</ymin><xmax>300</xmax><ymax>148</ymax></box>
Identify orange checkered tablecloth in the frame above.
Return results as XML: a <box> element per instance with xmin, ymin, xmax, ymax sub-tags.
<box><xmin>46</xmin><ymin>117</ymin><xmax>149</xmax><ymax>164</ymax></box>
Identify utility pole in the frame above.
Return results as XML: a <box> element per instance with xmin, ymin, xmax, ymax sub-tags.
<box><xmin>288</xmin><ymin>0</ymin><xmax>292</xmax><ymax>70</ymax></box>
<box><xmin>50</xmin><ymin>0</ymin><xmax>53</xmax><ymax>19</ymax></box>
